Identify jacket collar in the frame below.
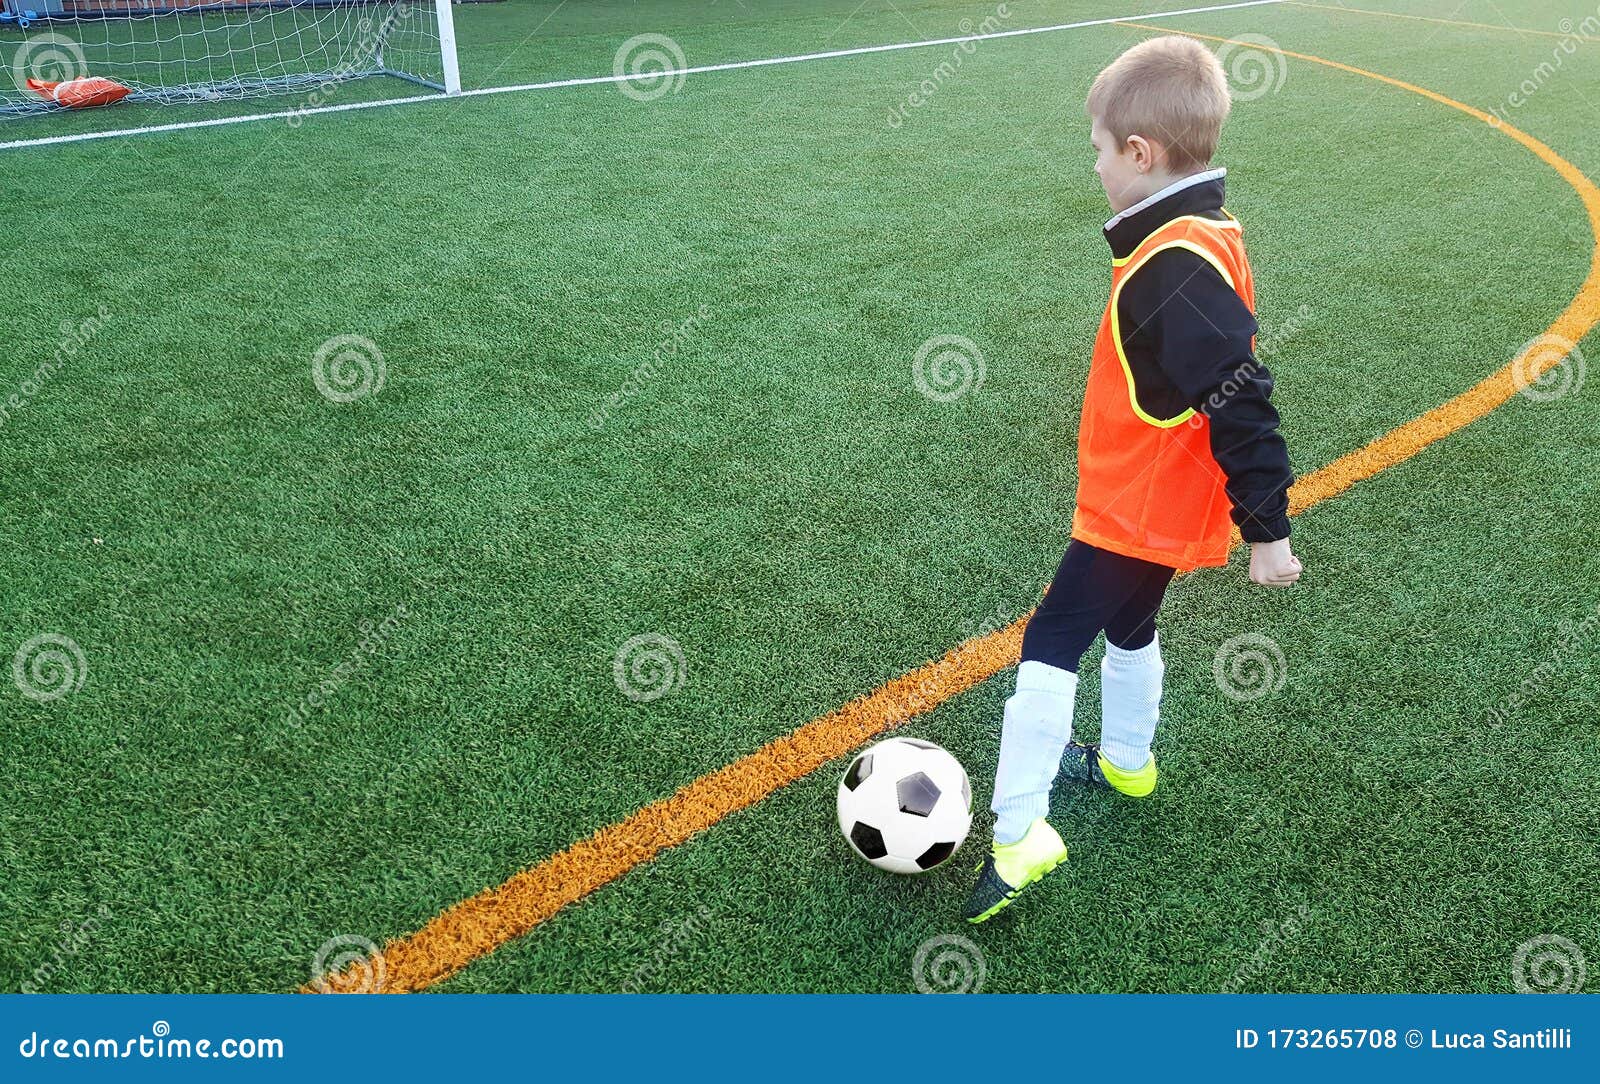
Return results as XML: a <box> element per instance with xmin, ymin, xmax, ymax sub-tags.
<box><xmin>1104</xmin><ymin>168</ymin><xmax>1228</xmax><ymax>259</ymax></box>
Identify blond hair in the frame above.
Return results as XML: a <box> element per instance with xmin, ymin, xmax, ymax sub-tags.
<box><xmin>1086</xmin><ymin>36</ymin><xmax>1231</xmax><ymax>174</ymax></box>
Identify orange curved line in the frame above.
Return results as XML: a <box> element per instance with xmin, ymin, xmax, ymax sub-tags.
<box><xmin>308</xmin><ymin>35</ymin><xmax>1600</xmax><ymax>993</ymax></box>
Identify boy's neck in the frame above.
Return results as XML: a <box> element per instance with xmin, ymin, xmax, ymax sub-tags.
<box><xmin>1107</xmin><ymin>167</ymin><xmax>1225</xmax><ymax>228</ymax></box>
<box><xmin>1122</xmin><ymin>168</ymin><xmax>1203</xmax><ymax>211</ymax></box>
<box><xmin>1103</xmin><ymin>168</ymin><xmax>1228</xmax><ymax>255</ymax></box>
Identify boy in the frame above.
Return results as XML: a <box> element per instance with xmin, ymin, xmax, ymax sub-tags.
<box><xmin>963</xmin><ymin>36</ymin><xmax>1302</xmax><ymax>924</ymax></box>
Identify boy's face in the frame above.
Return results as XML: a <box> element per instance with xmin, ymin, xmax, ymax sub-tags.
<box><xmin>1090</xmin><ymin>118</ymin><xmax>1159</xmax><ymax>214</ymax></box>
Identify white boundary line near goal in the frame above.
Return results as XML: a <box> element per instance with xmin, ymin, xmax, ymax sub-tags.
<box><xmin>0</xmin><ymin>0</ymin><xmax>1284</xmax><ymax>152</ymax></box>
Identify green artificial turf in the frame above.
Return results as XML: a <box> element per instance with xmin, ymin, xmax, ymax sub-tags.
<box><xmin>1</xmin><ymin>0</ymin><xmax>1596</xmax><ymax>993</ymax></box>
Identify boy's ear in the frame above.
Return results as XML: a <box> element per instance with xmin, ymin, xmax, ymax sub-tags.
<box><xmin>1124</xmin><ymin>133</ymin><xmax>1164</xmax><ymax>174</ymax></box>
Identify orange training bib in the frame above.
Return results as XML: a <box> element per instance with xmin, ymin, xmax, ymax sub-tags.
<box><xmin>1070</xmin><ymin>213</ymin><xmax>1255</xmax><ymax>571</ymax></box>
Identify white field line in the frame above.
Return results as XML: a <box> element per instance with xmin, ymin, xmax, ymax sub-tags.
<box><xmin>0</xmin><ymin>0</ymin><xmax>1284</xmax><ymax>151</ymax></box>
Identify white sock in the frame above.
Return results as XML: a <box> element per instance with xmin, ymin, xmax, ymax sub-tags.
<box><xmin>991</xmin><ymin>660</ymin><xmax>1078</xmax><ymax>845</ymax></box>
<box><xmin>1100</xmin><ymin>633</ymin><xmax>1164</xmax><ymax>772</ymax></box>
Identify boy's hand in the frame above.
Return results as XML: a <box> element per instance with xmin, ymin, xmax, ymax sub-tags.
<box><xmin>1249</xmin><ymin>539</ymin><xmax>1302</xmax><ymax>587</ymax></box>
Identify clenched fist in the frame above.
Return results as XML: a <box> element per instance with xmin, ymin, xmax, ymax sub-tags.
<box><xmin>1249</xmin><ymin>538</ymin><xmax>1303</xmax><ymax>587</ymax></box>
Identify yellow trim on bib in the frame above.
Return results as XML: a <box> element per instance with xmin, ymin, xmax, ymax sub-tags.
<box><xmin>1109</xmin><ymin>213</ymin><xmax>1239</xmax><ymax>267</ymax></box>
<box><xmin>1108</xmin><ymin>230</ymin><xmax>1237</xmax><ymax>428</ymax></box>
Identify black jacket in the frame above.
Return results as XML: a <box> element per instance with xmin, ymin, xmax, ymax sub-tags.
<box><xmin>1104</xmin><ymin>174</ymin><xmax>1293</xmax><ymax>543</ymax></box>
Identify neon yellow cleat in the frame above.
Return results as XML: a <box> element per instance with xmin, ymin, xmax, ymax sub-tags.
<box><xmin>1061</xmin><ymin>741</ymin><xmax>1158</xmax><ymax>797</ymax></box>
<box><xmin>961</xmin><ymin>818</ymin><xmax>1068</xmax><ymax>924</ymax></box>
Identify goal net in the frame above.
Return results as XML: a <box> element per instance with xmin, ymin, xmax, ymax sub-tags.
<box><xmin>1</xmin><ymin>0</ymin><xmax>460</xmax><ymax>117</ymax></box>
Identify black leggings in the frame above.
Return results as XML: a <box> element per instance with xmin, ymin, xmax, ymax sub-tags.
<box><xmin>1019</xmin><ymin>540</ymin><xmax>1175</xmax><ymax>674</ymax></box>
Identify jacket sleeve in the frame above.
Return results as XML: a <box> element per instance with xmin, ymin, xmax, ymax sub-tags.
<box><xmin>1117</xmin><ymin>247</ymin><xmax>1294</xmax><ymax>542</ymax></box>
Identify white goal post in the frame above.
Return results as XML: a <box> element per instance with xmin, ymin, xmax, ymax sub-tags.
<box><xmin>1</xmin><ymin>0</ymin><xmax>463</xmax><ymax>117</ymax></box>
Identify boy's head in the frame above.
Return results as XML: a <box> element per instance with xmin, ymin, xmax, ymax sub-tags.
<box><xmin>1087</xmin><ymin>36</ymin><xmax>1231</xmax><ymax>213</ymax></box>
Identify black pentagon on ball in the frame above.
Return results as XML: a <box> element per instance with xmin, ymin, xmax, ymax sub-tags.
<box><xmin>916</xmin><ymin>841</ymin><xmax>956</xmax><ymax>870</ymax></box>
<box><xmin>850</xmin><ymin>821</ymin><xmax>888</xmax><ymax>859</ymax></box>
<box><xmin>899</xmin><ymin>738</ymin><xmax>937</xmax><ymax>750</ymax></box>
<box><xmin>843</xmin><ymin>753</ymin><xmax>873</xmax><ymax>791</ymax></box>
<box><xmin>897</xmin><ymin>771</ymin><xmax>940</xmax><ymax>817</ymax></box>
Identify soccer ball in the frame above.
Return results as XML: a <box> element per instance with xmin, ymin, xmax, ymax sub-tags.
<box><xmin>837</xmin><ymin>737</ymin><xmax>973</xmax><ymax>874</ymax></box>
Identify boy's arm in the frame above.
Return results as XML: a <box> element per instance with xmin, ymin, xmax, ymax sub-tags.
<box><xmin>1117</xmin><ymin>249</ymin><xmax>1301</xmax><ymax>579</ymax></box>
